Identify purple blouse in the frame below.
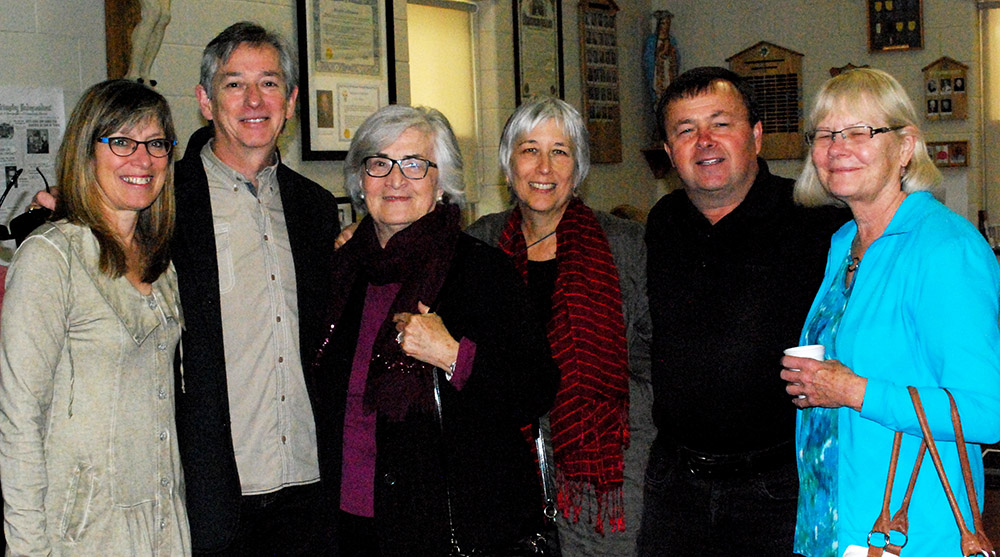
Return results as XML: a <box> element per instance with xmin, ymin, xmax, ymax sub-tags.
<box><xmin>340</xmin><ymin>283</ymin><xmax>476</xmax><ymax>517</ymax></box>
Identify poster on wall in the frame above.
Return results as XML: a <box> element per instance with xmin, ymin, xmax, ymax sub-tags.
<box><xmin>0</xmin><ymin>87</ymin><xmax>64</xmax><ymax>263</ymax></box>
<box><xmin>297</xmin><ymin>0</ymin><xmax>396</xmax><ymax>160</ymax></box>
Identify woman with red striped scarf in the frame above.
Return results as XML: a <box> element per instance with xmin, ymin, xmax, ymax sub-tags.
<box><xmin>466</xmin><ymin>97</ymin><xmax>654</xmax><ymax>556</ymax></box>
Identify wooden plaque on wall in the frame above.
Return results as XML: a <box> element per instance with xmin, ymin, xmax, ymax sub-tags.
<box><xmin>922</xmin><ymin>57</ymin><xmax>967</xmax><ymax>121</ymax></box>
<box><xmin>579</xmin><ymin>0</ymin><xmax>621</xmax><ymax>163</ymax></box>
<box><xmin>727</xmin><ymin>41</ymin><xmax>803</xmax><ymax>160</ymax></box>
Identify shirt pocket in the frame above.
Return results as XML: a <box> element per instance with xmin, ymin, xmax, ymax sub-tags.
<box><xmin>214</xmin><ymin>223</ymin><xmax>234</xmax><ymax>294</ymax></box>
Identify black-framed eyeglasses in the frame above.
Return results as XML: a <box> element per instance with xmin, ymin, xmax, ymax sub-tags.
<box><xmin>362</xmin><ymin>156</ymin><xmax>438</xmax><ymax>180</ymax></box>
<box><xmin>99</xmin><ymin>136</ymin><xmax>176</xmax><ymax>158</ymax></box>
<box><xmin>804</xmin><ymin>125</ymin><xmax>904</xmax><ymax>147</ymax></box>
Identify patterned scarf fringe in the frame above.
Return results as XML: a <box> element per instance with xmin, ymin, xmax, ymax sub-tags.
<box><xmin>556</xmin><ymin>475</ymin><xmax>627</xmax><ymax>536</ymax></box>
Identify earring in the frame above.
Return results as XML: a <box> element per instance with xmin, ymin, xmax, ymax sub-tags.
<box><xmin>360</xmin><ymin>192</ymin><xmax>365</xmax><ymax>200</ymax></box>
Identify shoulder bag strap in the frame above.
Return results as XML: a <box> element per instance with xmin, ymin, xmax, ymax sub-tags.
<box><xmin>534</xmin><ymin>426</ymin><xmax>559</xmax><ymax>522</ymax></box>
<box><xmin>868</xmin><ymin>432</ymin><xmax>924</xmax><ymax>556</ymax></box>
<box><xmin>908</xmin><ymin>386</ymin><xmax>995</xmax><ymax>557</ymax></box>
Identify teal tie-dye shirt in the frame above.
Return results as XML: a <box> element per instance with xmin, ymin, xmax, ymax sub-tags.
<box><xmin>793</xmin><ymin>253</ymin><xmax>855</xmax><ymax>557</ymax></box>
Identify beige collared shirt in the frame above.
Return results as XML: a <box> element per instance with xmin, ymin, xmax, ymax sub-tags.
<box><xmin>201</xmin><ymin>142</ymin><xmax>320</xmax><ymax>495</ymax></box>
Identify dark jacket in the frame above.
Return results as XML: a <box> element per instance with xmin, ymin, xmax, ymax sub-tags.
<box><xmin>171</xmin><ymin>126</ymin><xmax>340</xmax><ymax>552</ymax></box>
<box><xmin>310</xmin><ymin>232</ymin><xmax>559</xmax><ymax>557</ymax></box>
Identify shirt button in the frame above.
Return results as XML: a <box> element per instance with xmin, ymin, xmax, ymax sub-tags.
<box><xmin>148</xmin><ymin>299</ymin><xmax>157</xmax><ymax>309</ymax></box>
<box><xmin>276</xmin><ymin>316</ymin><xmax>282</xmax><ymax>323</ymax></box>
<box><xmin>278</xmin><ymin>356</ymin><xmax>284</xmax><ymax>363</ymax></box>
<box><xmin>233</xmin><ymin>186</ymin><xmax>239</xmax><ymax>192</ymax></box>
<box><xmin>161</xmin><ymin>477</ymin><xmax>169</xmax><ymax>487</ymax></box>
<box><xmin>383</xmin><ymin>473</ymin><xmax>396</xmax><ymax>486</ymax></box>
<box><xmin>263</xmin><ymin>234</ymin><xmax>269</xmax><ymax>241</ymax></box>
<box><xmin>281</xmin><ymin>435</ymin><xmax>287</xmax><ymax>444</ymax></box>
<box><xmin>158</xmin><ymin>387</ymin><xmax>167</xmax><ymax>400</ymax></box>
<box><xmin>159</xmin><ymin>519</ymin><xmax>166</xmax><ymax>530</ymax></box>
<box><xmin>270</xmin><ymin>274</ymin><xmax>276</xmax><ymax>280</ymax></box>
<box><xmin>281</xmin><ymin>395</ymin><xmax>286</xmax><ymax>402</ymax></box>
<box><xmin>157</xmin><ymin>342</ymin><xmax>167</xmax><ymax>351</ymax></box>
<box><xmin>159</xmin><ymin>431</ymin><xmax>167</xmax><ymax>441</ymax></box>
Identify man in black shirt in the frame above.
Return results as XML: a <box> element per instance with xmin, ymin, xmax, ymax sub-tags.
<box><xmin>637</xmin><ymin>67</ymin><xmax>846</xmax><ymax>556</ymax></box>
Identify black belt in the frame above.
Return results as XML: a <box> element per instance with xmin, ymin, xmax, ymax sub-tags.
<box><xmin>674</xmin><ymin>441</ymin><xmax>793</xmax><ymax>479</ymax></box>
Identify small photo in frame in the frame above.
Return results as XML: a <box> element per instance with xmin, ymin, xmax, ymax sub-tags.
<box><xmin>335</xmin><ymin>196</ymin><xmax>358</xmax><ymax>230</ymax></box>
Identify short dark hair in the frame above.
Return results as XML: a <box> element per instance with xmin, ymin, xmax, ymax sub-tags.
<box><xmin>199</xmin><ymin>21</ymin><xmax>297</xmax><ymax>100</ymax></box>
<box><xmin>656</xmin><ymin>66</ymin><xmax>760</xmax><ymax>141</ymax></box>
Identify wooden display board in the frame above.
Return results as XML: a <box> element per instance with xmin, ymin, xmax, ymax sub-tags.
<box><xmin>868</xmin><ymin>0</ymin><xmax>922</xmax><ymax>52</ymax></box>
<box><xmin>922</xmin><ymin>57</ymin><xmax>967</xmax><ymax>121</ymax></box>
<box><xmin>926</xmin><ymin>140</ymin><xmax>968</xmax><ymax>167</ymax></box>
<box><xmin>579</xmin><ymin>0</ymin><xmax>621</xmax><ymax>163</ymax></box>
<box><xmin>727</xmin><ymin>42</ymin><xmax>803</xmax><ymax>160</ymax></box>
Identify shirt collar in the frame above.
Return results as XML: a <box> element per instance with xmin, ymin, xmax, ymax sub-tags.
<box><xmin>200</xmin><ymin>139</ymin><xmax>280</xmax><ymax>195</ymax></box>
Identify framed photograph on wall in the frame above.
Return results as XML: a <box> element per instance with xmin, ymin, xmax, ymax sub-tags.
<box><xmin>513</xmin><ymin>0</ymin><xmax>564</xmax><ymax>104</ymax></box>
<box><xmin>335</xmin><ymin>196</ymin><xmax>359</xmax><ymax>229</ymax></box>
<box><xmin>297</xmin><ymin>0</ymin><xmax>397</xmax><ymax>160</ymax></box>
<box><xmin>868</xmin><ymin>0</ymin><xmax>922</xmax><ymax>52</ymax></box>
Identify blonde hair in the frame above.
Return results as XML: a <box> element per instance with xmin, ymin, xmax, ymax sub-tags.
<box><xmin>794</xmin><ymin>68</ymin><xmax>940</xmax><ymax>207</ymax></box>
<box><xmin>54</xmin><ymin>79</ymin><xmax>176</xmax><ymax>282</ymax></box>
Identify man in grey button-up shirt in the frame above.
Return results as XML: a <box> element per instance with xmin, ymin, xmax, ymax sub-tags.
<box><xmin>170</xmin><ymin>22</ymin><xmax>340</xmax><ymax>554</ymax></box>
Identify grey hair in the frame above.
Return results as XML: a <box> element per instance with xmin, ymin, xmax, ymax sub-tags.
<box><xmin>199</xmin><ymin>22</ymin><xmax>298</xmax><ymax>99</ymax></box>
<box><xmin>343</xmin><ymin>105</ymin><xmax>465</xmax><ymax>208</ymax></box>
<box><xmin>794</xmin><ymin>68</ymin><xmax>941</xmax><ymax>207</ymax></box>
<box><xmin>498</xmin><ymin>97</ymin><xmax>590</xmax><ymax>189</ymax></box>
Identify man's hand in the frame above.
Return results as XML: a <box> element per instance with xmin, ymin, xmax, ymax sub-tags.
<box><xmin>334</xmin><ymin>222</ymin><xmax>358</xmax><ymax>249</ymax></box>
<box><xmin>31</xmin><ymin>189</ymin><xmax>58</xmax><ymax>211</ymax></box>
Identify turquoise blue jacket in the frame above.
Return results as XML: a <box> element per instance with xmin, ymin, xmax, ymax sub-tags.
<box><xmin>795</xmin><ymin>191</ymin><xmax>1000</xmax><ymax>556</ymax></box>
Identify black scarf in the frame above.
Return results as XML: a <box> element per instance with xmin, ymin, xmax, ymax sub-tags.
<box><xmin>315</xmin><ymin>203</ymin><xmax>462</xmax><ymax>420</ymax></box>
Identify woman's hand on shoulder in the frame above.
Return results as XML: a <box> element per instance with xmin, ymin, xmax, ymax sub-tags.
<box><xmin>781</xmin><ymin>356</ymin><xmax>867</xmax><ymax>412</ymax></box>
<box><xmin>393</xmin><ymin>301</ymin><xmax>460</xmax><ymax>371</ymax></box>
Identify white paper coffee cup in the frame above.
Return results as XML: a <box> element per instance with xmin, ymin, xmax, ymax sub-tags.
<box><xmin>784</xmin><ymin>345</ymin><xmax>825</xmax><ymax>399</ymax></box>
<box><xmin>783</xmin><ymin>344</ymin><xmax>825</xmax><ymax>360</ymax></box>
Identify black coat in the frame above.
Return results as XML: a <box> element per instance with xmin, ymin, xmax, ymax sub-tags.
<box><xmin>310</xmin><ymin>233</ymin><xmax>559</xmax><ymax>557</ymax></box>
<box><xmin>171</xmin><ymin>127</ymin><xmax>340</xmax><ymax>552</ymax></box>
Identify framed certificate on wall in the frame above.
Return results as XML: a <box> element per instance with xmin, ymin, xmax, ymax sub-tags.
<box><xmin>297</xmin><ymin>0</ymin><xmax>397</xmax><ymax>160</ymax></box>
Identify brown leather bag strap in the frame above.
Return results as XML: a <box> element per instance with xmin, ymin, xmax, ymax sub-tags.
<box><xmin>868</xmin><ymin>434</ymin><xmax>925</xmax><ymax>556</ymax></box>
<box><xmin>907</xmin><ymin>386</ymin><xmax>996</xmax><ymax>557</ymax></box>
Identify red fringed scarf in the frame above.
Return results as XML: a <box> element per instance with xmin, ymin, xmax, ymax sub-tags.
<box><xmin>497</xmin><ymin>197</ymin><xmax>630</xmax><ymax>535</ymax></box>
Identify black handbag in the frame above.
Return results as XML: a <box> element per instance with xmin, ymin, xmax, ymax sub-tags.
<box><xmin>431</xmin><ymin>371</ymin><xmax>561</xmax><ymax>557</ymax></box>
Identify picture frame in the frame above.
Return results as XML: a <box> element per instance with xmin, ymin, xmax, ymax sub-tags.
<box><xmin>868</xmin><ymin>0</ymin><xmax>922</xmax><ymax>52</ymax></box>
<box><xmin>513</xmin><ymin>0</ymin><xmax>565</xmax><ymax>104</ymax></box>
<box><xmin>335</xmin><ymin>196</ymin><xmax>359</xmax><ymax>229</ymax></box>
<box><xmin>926</xmin><ymin>140</ymin><xmax>968</xmax><ymax>168</ymax></box>
<box><xmin>296</xmin><ymin>0</ymin><xmax>397</xmax><ymax>160</ymax></box>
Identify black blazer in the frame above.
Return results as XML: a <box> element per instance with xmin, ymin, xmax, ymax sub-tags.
<box><xmin>310</xmin><ymin>233</ymin><xmax>559</xmax><ymax>557</ymax></box>
<box><xmin>171</xmin><ymin>127</ymin><xmax>340</xmax><ymax>552</ymax></box>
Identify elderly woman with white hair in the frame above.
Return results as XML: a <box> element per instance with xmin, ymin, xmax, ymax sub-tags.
<box><xmin>309</xmin><ymin>104</ymin><xmax>559</xmax><ymax>556</ymax></box>
<box><xmin>781</xmin><ymin>68</ymin><xmax>1000</xmax><ymax>556</ymax></box>
<box><xmin>466</xmin><ymin>97</ymin><xmax>653</xmax><ymax>556</ymax></box>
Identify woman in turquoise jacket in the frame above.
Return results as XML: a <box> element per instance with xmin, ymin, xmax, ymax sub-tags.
<box><xmin>781</xmin><ymin>68</ymin><xmax>1000</xmax><ymax>557</ymax></box>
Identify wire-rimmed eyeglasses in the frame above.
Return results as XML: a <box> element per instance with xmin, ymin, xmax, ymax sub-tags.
<box><xmin>804</xmin><ymin>125</ymin><xmax>904</xmax><ymax>148</ymax></box>
<box><xmin>363</xmin><ymin>156</ymin><xmax>438</xmax><ymax>180</ymax></box>
<box><xmin>99</xmin><ymin>136</ymin><xmax>176</xmax><ymax>158</ymax></box>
